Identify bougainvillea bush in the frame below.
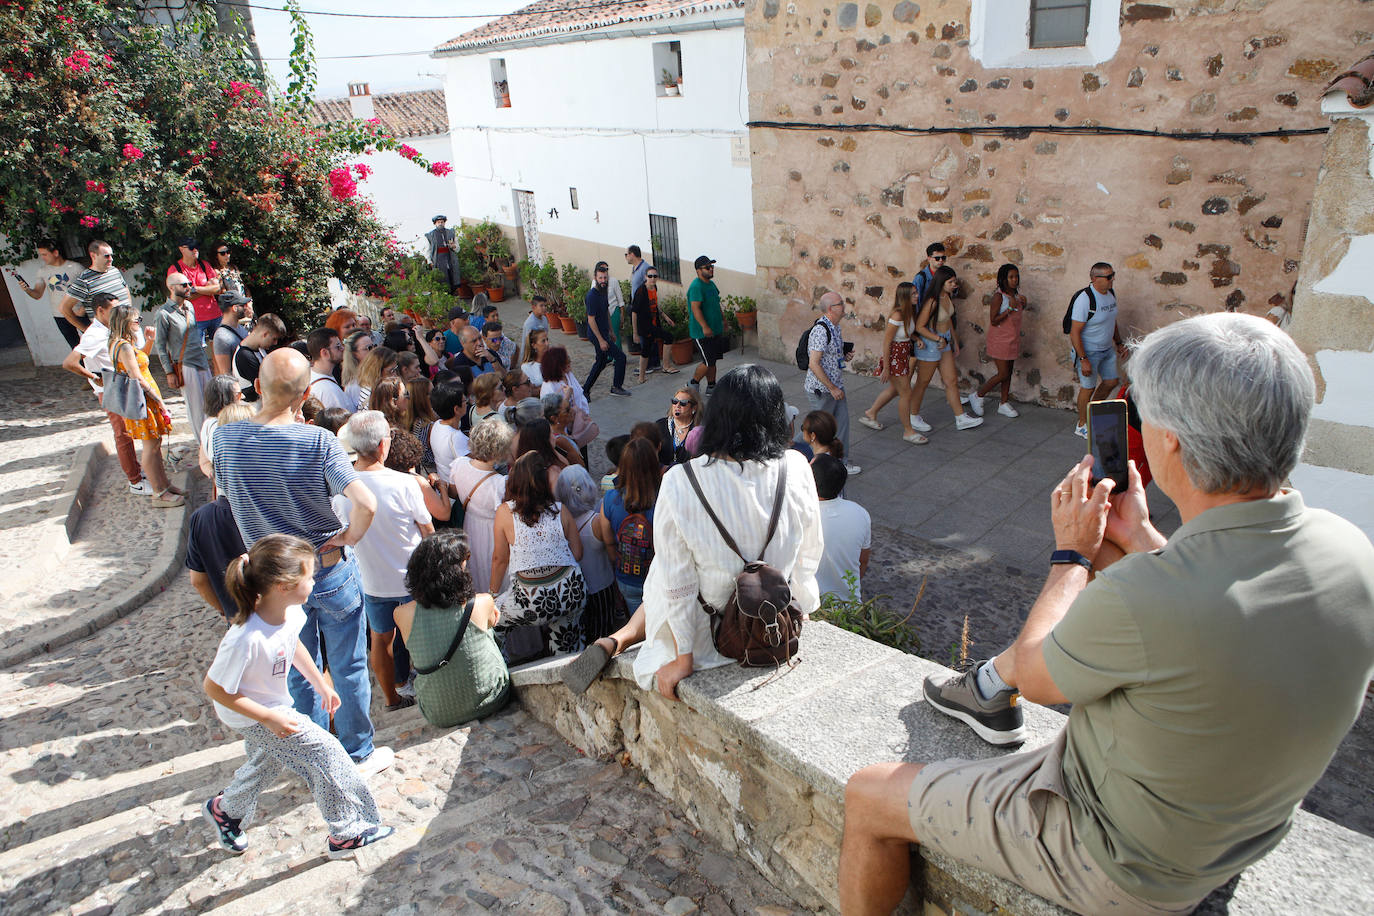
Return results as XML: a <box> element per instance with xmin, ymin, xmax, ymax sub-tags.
<box><xmin>0</xmin><ymin>1</ymin><xmax>451</xmax><ymax>331</ymax></box>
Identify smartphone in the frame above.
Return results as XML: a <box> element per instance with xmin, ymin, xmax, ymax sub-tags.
<box><xmin>1088</xmin><ymin>398</ymin><xmax>1130</xmax><ymax>492</ymax></box>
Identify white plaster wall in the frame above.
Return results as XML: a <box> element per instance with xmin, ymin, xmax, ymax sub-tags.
<box><xmin>1291</xmin><ymin>464</ymin><xmax>1374</xmax><ymax>543</ymax></box>
<box><xmin>969</xmin><ymin>0</ymin><xmax>1122</xmax><ymax>69</ymax></box>
<box><xmin>439</xmin><ymin>20</ymin><xmax>755</xmax><ymax>274</ymax></box>
<box><xmin>346</xmin><ymin>134</ymin><xmax>460</xmax><ymax>253</ymax></box>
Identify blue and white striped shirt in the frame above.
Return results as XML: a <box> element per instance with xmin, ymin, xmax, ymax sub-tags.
<box><xmin>213</xmin><ymin>420</ymin><xmax>358</xmax><ymax>548</ymax></box>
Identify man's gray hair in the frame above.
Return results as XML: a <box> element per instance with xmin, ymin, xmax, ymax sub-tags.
<box><xmin>469</xmin><ymin>416</ymin><xmax>514</xmax><ymax>462</ymax></box>
<box><xmin>541</xmin><ymin>391</ymin><xmax>565</xmax><ymax>420</ymax></box>
<box><xmin>1129</xmin><ymin>313</ymin><xmax>1314</xmax><ymax>494</ymax></box>
<box><xmin>340</xmin><ymin>410</ymin><xmax>390</xmax><ymax>459</ymax></box>
<box><xmin>554</xmin><ymin>465</ymin><xmax>600</xmax><ymax>516</ymax></box>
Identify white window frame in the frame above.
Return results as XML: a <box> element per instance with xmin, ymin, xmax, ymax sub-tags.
<box><xmin>969</xmin><ymin>0</ymin><xmax>1121</xmax><ymax>69</ymax></box>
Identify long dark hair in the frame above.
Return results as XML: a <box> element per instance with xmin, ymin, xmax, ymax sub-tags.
<box><xmin>996</xmin><ymin>263</ymin><xmax>1019</xmax><ymax>295</ymax></box>
<box><xmin>405</xmin><ymin>531</ymin><xmax>474</xmax><ymax>609</ymax></box>
<box><xmin>918</xmin><ymin>265</ymin><xmax>958</xmax><ymax>330</ymax></box>
<box><xmin>616</xmin><ymin>437</ymin><xmax>662</xmax><ymax>513</ymax></box>
<box><xmin>892</xmin><ymin>281</ymin><xmax>916</xmax><ymax>334</ymax></box>
<box><xmin>504</xmin><ymin>451</ymin><xmax>558</xmax><ymax>526</ymax></box>
<box><xmin>223</xmin><ymin>534</ymin><xmax>316</xmax><ymax>626</ymax></box>
<box><xmin>802</xmin><ymin>410</ymin><xmax>844</xmax><ymax>461</ymax></box>
<box><xmin>515</xmin><ymin>417</ymin><xmax>561</xmax><ymax>468</ymax></box>
<box><xmin>695</xmin><ymin>364</ymin><xmax>789</xmax><ymax>464</ymax></box>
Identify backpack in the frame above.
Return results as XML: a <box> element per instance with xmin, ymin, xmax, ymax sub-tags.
<box><xmin>1062</xmin><ymin>286</ymin><xmax>1097</xmax><ymax>335</ymax></box>
<box><xmin>794</xmin><ymin>319</ymin><xmax>830</xmax><ymax>370</ymax></box>
<box><xmin>682</xmin><ymin>460</ymin><xmax>803</xmax><ymax>668</ymax></box>
<box><xmin>614</xmin><ymin>507</ymin><xmax>654</xmax><ymax>579</ymax></box>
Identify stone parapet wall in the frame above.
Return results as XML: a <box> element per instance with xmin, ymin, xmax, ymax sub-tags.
<box><xmin>510</xmin><ymin>622</ymin><xmax>1374</xmax><ymax>914</ymax></box>
<box><xmin>745</xmin><ymin>0</ymin><xmax>1372</xmax><ymax>404</ymax></box>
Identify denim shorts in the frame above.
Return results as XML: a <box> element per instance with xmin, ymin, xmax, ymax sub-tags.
<box><xmin>363</xmin><ymin>593</ymin><xmax>408</xmax><ymax>634</ymax></box>
<box><xmin>1075</xmin><ymin>346</ymin><xmax>1118</xmax><ymax>387</ymax></box>
<box><xmin>914</xmin><ymin>331</ymin><xmax>951</xmax><ymax>363</ymax></box>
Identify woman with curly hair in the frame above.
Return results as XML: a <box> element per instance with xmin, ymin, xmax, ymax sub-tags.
<box><xmin>489</xmin><ymin>452</ymin><xmax>587</xmax><ymax>656</ymax></box>
<box><xmin>395</xmin><ymin>531</ymin><xmax>512</xmax><ymax>728</ymax></box>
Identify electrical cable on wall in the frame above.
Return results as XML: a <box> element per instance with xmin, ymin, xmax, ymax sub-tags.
<box><xmin>746</xmin><ymin>120</ymin><xmax>1328</xmax><ymax>143</ymax></box>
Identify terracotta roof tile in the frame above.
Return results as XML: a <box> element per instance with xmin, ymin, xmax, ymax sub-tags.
<box><xmin>311</xmin><ymin>88</ymin><xmax>448</xmax><ymax>139</ymax></box>
<box><xmin>1324</xmin><ymin>53</ymin><xmax>1374</xmax><ymax>108</ymax></box>
<box><xmin>434</xmin><ymin>0</ymin><xmax>743</xmax><ymax>54</ymax></box>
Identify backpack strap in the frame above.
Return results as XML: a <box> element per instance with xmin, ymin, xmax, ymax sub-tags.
<box><xmin>681</xmin><ymin>459</ymin><xmax>788</xmax><ymax>564</ymax></box>
<box><xmin>760</xmin><ymin>461</ymin><xmax>788</xmax><ymax>557</ymax></box>
<box><xmin>462</xmin><ymin>471</ymin><xmax>499</xmax><ymax>509</ymax></box>
<box><xmin>412</xmin><ymin>598</ymin><xmax>474</xmax><ymax>676</ymax></box>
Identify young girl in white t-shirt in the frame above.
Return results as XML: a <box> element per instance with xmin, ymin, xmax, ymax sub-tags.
<box><xmin>201</xmin><ymin>534</ymin><xmax>393</xmax><ymax>858</ymax></box>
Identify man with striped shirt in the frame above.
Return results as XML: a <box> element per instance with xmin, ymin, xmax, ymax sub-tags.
<box><xmin>59</xmin><ymin>239</ymin><xmax>130</xmax><ymax>329</ymax></box>
<box><xmin>213</xmin><ymin>347</ymin><xmax>394</xmax><ymax>776</ymax></box>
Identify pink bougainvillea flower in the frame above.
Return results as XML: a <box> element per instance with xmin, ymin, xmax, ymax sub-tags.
<box><xmin>121</xmin><ymin>144</ymin><xmax>144</xmax><ymax>160</ymax></box>
<box><xmin>64</xmin><ymin>49</ymin><xmax>92</xmax><ymax>73</ymax></box>
<box><xmin>80</xmin><ymin>215</ymin><xmax>100</xmax><ymax>228</ymax></box>
<box><xmin>429</xmin><ymin>161</ymin><xmax>453</xmax><ymax>177</ymax></box>
<box><xmin>352</xmin><ymin>163</ymin><xmax>372</xmax><ymax>180</ymax></box>
<box><xmin>327</xmin><ymin>166</ymin><xmax>358</xmax><ymax>200</ymax></box>
<box><xmin>398</xmin><ymin>144</ymin><xmax>419</xmax><ymax>160</ymax></box>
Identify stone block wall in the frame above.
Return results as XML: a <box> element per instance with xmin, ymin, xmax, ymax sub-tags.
<box><xmin>746</xmin><ymin>0</ymin><xmax>1372</xmax><ymax>404</ymax></box>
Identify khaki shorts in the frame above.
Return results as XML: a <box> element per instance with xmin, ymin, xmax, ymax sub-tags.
<box><xmin>907</xmin><ymin>732</ymin><xmax>1200</xmax><ymax>916</ymax></box>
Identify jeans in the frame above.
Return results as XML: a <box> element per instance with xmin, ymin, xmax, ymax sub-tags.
<box><xmin>583</xmin><ymin>338</ymin><xmax>627</xmax><ymax>393</ymax></box>
<box><xmin>290</xmin><ymin>551</ymin><xmax>375</xmax><ymax>762</ymax></box>
<box><xmin>195</xmin><ymin>316</ymin><xmax>221</xmax><ymax>350</ymax></box>
<box><xmin>805</xmin><ymin>386</ymin><xmax>851</xmax><ymax>462</ymax></box>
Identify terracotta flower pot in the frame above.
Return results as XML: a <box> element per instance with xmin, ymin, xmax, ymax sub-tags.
<box><xmin>670</xmin><ymin>339</ymin><xmax>695</xmax><ymax>364</ymax></box>
<box><xmin>488</xmin><ymin>285</ymin><xmax>506</xmax><ymax>302</ymax></box>
<box><xmin>501</xmin><ymin>264</ymin><xmax>519</xmax><ymax>281</ymax></box>
<box><xmin>737</xmin><ymin>310</ymin><xmax>757</xmax><ymax>329</ymax></box>
<box><xmin>560</xmin><ymin>316</ymin><xmax>578</xmax><ymax>334</ymax></box>
<box><xmin>457</xmin><ymin>283</ymin><xmax>473</xmax><ymax>298</ymax></box>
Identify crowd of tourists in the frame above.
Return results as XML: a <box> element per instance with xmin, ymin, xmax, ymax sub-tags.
<box><xmin>41</xmin><ymin>231</ymin><xmax>1373</xmax><ymax>916</ymax></box>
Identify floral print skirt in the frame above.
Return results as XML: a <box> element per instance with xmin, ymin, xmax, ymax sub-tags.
<box><xmin>495</xmin><ymin>565</ymin><xmax>587</xmax><ymax>656</ymax></box>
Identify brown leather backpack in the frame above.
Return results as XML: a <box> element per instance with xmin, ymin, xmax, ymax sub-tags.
<box><xmin>682</xmin><ymin>459</ymin><xmax>803</xmax><ymax>668</ymax></box>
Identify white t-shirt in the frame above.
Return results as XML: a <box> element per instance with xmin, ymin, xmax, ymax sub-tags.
<box><xmin>521</xmin><ymin>361</ymin><xmax>544</xmax><ymax>387</ymax></box>
<box><xmin>207</xmin><ymin>604</ymin><xmax>307</xmax><ymax>730</ymax></box>
<box><xmin>332</xmin><ymin>468</ymin><xmax>431</xmax><ymax>598</ymax></box>
<box><xmin>540</xmin><ymin>371</ymin><xmax>589</xmax><ymax>415</ymax></box>
<box><xmin>816</xmin><ymin>498</ymin><xmax>872</xmax><ymax>601</ymax></box>
<box><xmin>307</xmin><ymin>370</ymin><xmax>352</xmax><ymax>411</ymax></box>
<box><xmin>431</xmin><ymin>422</ymin><xmax>470</xmax><ymax>483</ymax></box>
<box><xmin>37</xmin><ymin>260</ymin><xmax>81</xmax><ymax>317</ymax></box>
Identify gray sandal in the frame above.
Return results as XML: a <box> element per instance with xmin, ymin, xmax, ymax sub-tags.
<box><xmin>560</xmin><ymin>636</ymin><xmax>619</xmax><ymax>695</ymax></box>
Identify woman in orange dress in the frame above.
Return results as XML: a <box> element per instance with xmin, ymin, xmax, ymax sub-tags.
<box><xmin>107</xmin><ymin>305</ymin><xmax>183</xmax><ymax>507</ymax></box>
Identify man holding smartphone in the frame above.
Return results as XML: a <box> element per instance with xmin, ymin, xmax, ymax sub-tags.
<box><xmin>1069</xmin><ymin>262</ymin><xmax>1128</xmax><ymax>439</ymax></box>
<box><xmin>14</xmin><ymin>239</ymin><xmax>82</xmax><ymax>347</ymax></box>
<box><xmin>840</xmin><ymin>314</ymin><xmax>1374</xmax><ymax>916</ymax></box>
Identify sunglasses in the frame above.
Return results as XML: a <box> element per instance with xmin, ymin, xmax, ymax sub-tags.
<box><xmin>216</xmin><ymin>249</ymin><xmax>230</xmax><ymax>255</ymax></box>
<box><xmin>931</xmin><ymin>255</ymin><xmax>947</xmax><ymax>262</ymax></box>
<box><xmin>646</xmin><ymin>274</ymin><xmax>658</xmax><ymax>279</ymax></box>
<box><xmin>671</xmin><ymin>398</ymin><xmax>693</xmax><ymax>407</ymax></box>
<box><xmin>1095</xmin><ymin>273</ymin><xmax>1116</xmax><ymax>280</ymax></box>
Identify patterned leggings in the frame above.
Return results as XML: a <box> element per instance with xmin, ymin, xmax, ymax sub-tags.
<box><xmin>219</xmin><ymin>718</ymin><xmax>381</xmax><ymax>838</ymax></box>
<box><xmin>495</xmin><ymin>565</ymin><xmax>587</xmax><ymax>656</ymax></box>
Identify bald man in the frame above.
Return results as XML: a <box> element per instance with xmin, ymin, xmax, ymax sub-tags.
<box><xmin>154</xmin><ymin>272</ymin><xmax>213</xmax><ymax>440</ymax></box>
<box><xmin>212</xmin><ymin>348</ymin><xmax>394</xmax><ymax>775</ymax></box>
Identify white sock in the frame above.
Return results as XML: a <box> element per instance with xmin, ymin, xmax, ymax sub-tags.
<box><xmin>974</xmin><ymin>659</ymin><xmax>1012</xmax><ymax>700</ymax></box>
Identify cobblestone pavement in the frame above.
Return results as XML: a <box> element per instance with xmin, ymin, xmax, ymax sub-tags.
<box><xmin>0</xmin><ymin>571</ymin><xmax>804</xmax><ymax>915</ymax></box>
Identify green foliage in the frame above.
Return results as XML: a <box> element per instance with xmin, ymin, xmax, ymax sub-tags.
<box><xmin>0</xmin><ymin>0</ymin><xmax>445</xmax><ymax>331</ymax></box>
<box><xmin>282</xmin><ymin>0</ymin><xmax>316</xmax><ymax>110</ymax></box>
<box><xmin>384</xmin><ymin>255</ymin><xmax>457</xmax><ymax>321</ymax></box>
<box><xmin>813</xmin><ymin>572</ymin><xmax>923</xmax><ymax>653</ymax></box>
<box><xmin>519</xmin><ymin>255</ymin><xmax>563</xmax><ymax>312</ymax></box>
<box><xmin>659</xmin><ymin>294</ymin><xmax>691</xmax><ymax>341</ymax></box>
<box><xmin>561</xmin><ymin>262</ymin><xmax>590</xmax><ymax>322</ymax></box>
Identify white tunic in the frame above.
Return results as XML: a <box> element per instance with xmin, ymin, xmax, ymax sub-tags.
<box><xmin>631</xmin><ymin>449</ymin><xmax>823</xmax><ymax>691</ymax></box>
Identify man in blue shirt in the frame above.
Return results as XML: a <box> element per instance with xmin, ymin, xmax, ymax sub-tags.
<box><xmin>581</xmin><ymin>261</ymin><xmax>631</xmax><ymax>399</ymax></box>
<box><xmin>213</xmin><ymin>347</ymin><xmax>394</xmax><ymax>776</ymax></box>
<box><xmin>1069</xmin><ymin>262</ymin><xmax>1127</xmax><ymax>438</ymax></box>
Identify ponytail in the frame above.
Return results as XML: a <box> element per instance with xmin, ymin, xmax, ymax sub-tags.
<box><xmin>223</xmin><ymin>534</ymin><xmax>316</xmax><ymax>625</ymax></box>
<box><xmin>801</xmin><ymin>410</ymin><xmax>844</xmax><ymax>461</ymax></box>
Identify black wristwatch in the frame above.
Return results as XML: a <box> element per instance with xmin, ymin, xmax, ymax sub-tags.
<box><xmin>1050</xmin><ymin>549</ymin><xmax>1093</xmax><ymax>572</ymax></box>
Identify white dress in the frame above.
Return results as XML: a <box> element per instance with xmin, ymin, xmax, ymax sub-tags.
<box><xmin>451</xmin><ymin>457</ymin><xmax>506</xmax><ymax>594</ymax></box>
<box><xmin>632</xmin><ymin>449</ymin><xmax>823</xmax><ymax>691</ymax></box>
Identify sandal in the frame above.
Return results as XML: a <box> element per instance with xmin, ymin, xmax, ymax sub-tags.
<box><xmin>858</xmin><ymin>414</ymin><xmax>884</xmax><ymax>431</ymax></box>
<box><xmin>903</xmin><ymin>432</ymin><xmax>929</xmax><ymax>445</ymax></box>
<box><xmin>560</xmin><ymin>636</ymin><xmax>620</xmax><ymax>695</ymax></box>
<box><xmin>661</xmin><ymin>366</ymin><xmax>680</xmax><ymax>374</ymax></box>
<box><xmin>151</xmin><ymin>489</ymin><xmax>185</xmax><ymax>508</ymax></box>
<box><xmin>385</xmin><ymin>696</ymin><xmax>416</xmax><ymax>712</ymax></box>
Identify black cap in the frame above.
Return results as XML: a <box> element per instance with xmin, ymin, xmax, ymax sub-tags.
<box><xmin>694</xmin><ymin>255</ymin><xmax>716</xmax><ymax>270</ymax></box>
<box><xmin>432</xmin><ymin>215</ymin><xmax>448</xmax><ymax>223</ymax></box>
<box><xmin>218</xmin><ymin>291</ymin><xmax>251</xmax><ymax>310</ymax></box>
<box><xmin>447</xmin><ymin>305</ymin><xmax>469</xmax><ymax>322</ymax></box>
<box><xmin>177</xmin><ymin>237</ymin><xmax>200</xmax><ymax>250</ymax></box>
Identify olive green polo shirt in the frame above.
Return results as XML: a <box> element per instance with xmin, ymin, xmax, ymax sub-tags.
<box><xmin>1043</xmin><ymin>489</ymin><xmax>1374</xmax><ymax>904</ymax></box>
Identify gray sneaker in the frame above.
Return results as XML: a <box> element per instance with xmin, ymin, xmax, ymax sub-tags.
<box><xmin>923</xmin><ymin>662</ymin><xmax>1026</xmax><ymax>745</ymax></box>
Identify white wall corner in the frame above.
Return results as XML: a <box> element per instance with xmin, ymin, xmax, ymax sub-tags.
<box><xmin>970</xmin><ymin>0</ymin><xmax>1121</xmax><ymax>70</ymax></box>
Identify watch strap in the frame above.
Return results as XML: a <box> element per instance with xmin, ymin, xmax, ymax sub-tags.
<box><xmin>1050</xmin><ymin>549</ymin><xmax>1093</xmax><ymax>572</ymax></box>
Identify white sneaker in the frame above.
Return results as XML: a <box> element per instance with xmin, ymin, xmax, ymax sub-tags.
<box><xmin>1074</xmin><ymin>423</ymin><xmax>1088</xmax><ymax>439</ymax></box>
<box><xmin>356</xmin><ymin>746</ymin><xmax>394</xmax><ymax>777</ymax></box>
<box><xmin>909</xmin><ymin>414</ymin><xmax>932</xmax><ymax>432</ymax></box>
<box><xmin>997</xmin><ymin>402</ymin><xmax>1020</xmax><ymax>418</ymax></box>
<box><xmin>954</xmin><ymin>413</ymin><xmax>984</xmax><ymax>431</ymax></box>
<box><xmin>844</xmin><ymin>463</ymin><xmax>862</xmax><ymax>476</ymax></box>
<box><xmin>959</xmin><ymin>394</ymin><xmax>970</xmax><ymax>405</ymax></box>
<box><xmin>966</xmin><ymin>393</ymin><xmax>983</xmax><ymax>417</ymax></box>
<box><xmin>129</xmin><ymin>480</ymin><xmax>156</xmax><ymax>496</ymax></box>
<box><xmin>396</xmin><ymin>675</ymin><xmax>416</xmax><ymax>698</ymax></box>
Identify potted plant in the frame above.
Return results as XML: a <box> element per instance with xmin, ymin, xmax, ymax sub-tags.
<box><xmin>384</xmin><ymin>255</ymin><xmax>460</xmax><ymax>330</ymax></box>
<box><xmin>484</xmin><ymin>267</ymin><xmax>506</xmax><ymax>301</ymax></box>
<box><xmin>661</xmin><ymin>69</ymin><xmax>680</xmax><ymax>97</ymax></box>
<box><xmin>566</xmin><ymin>286</ymin><xmax>588</xmax><ymax>337</ymax></box>
<box><xmin>725</xmin><ymin>293</ymin><xmax>757</xmax><ymax>330</ymax></box>
<box><xmin>659</xmin><ymin>294</ymin><xmax>696</xmax><ymax>364</ymax></box>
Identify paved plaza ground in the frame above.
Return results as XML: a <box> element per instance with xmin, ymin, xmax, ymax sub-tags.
<box><xmin>0</xmin><ymin>298</ymin><xmax>1367</xmax><ymax>913</ymax></box>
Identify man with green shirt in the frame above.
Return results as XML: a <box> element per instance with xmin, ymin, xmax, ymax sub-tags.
<box><xmin>838</xmin><ymin>313</ymin><xmax>1374</xmax><ymax>916</ymax></box>
<box><xmin>686</xmin><ymin>255</ymin><xmax>724</xmax><ymax>394</ymax></box>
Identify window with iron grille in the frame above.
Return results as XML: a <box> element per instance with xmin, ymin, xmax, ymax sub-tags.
<box><xmin>649</xmin><ymin>214</ymin><xmax>680</xmax><ymax>284</ymax></box>
<box><xmin>1029</xmin><ymin>0</ymin><xmax>1090</xmax><ymax>48</ymax></box>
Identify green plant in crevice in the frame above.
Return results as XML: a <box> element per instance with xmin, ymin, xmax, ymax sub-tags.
<box><xmin>814</xmin><ymin>571</ymin><xmax>923</xmax><ymax>653</ymax></box>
